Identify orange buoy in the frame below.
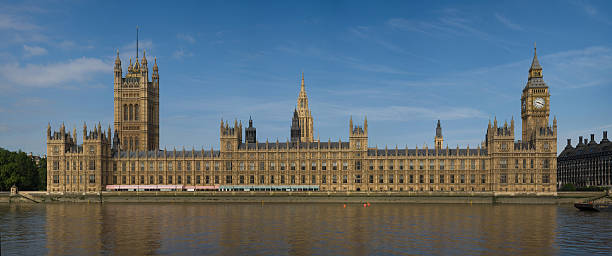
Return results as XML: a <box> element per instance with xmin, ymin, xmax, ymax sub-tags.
<box><xmin>363</xmin><ymin>203</ymin><xmax>367</xmax><ymax>207</ymax></box>
<box><xmin>367</xmin><ymin>202</ymin><xmax>371</xmax><ymax>206</ymax></box>
<box><xmin>343</xmin><ymin>204</ymin><xmax>346</xmax><ymax>208</ymax></box>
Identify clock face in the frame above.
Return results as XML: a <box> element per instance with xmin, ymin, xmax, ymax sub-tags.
<box><xmin>534</xmin><ymin>98</ymin><xmax>545</xmax><ymax>109</ymax></box>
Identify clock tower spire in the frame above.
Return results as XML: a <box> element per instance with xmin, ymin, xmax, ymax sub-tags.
<box><xmin>521</xmin><ymin>43</ymin><xmax>550</xmax><ymax>141</ymax></box>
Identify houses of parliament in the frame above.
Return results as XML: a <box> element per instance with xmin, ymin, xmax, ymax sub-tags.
<box><xmin>46</xmin><ymin>46</ymin><xmax>558</xmax><ymax>195</ymax></box>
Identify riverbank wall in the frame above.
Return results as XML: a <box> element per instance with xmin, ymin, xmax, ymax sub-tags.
<box><xmin>0</xmin><ymin>191</ymin><xmax>605</xmax><ymax>204</ymax></box>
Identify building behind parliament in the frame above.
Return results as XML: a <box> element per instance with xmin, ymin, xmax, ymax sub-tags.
<box><xmin>46</xmin><ymin>46</ymin><xmax>558</xmax><ymax>194</ymax></box>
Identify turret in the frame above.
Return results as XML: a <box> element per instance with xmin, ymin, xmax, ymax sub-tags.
<box><xmin>82</xmin><ymin>122</ymin><xmax>87</xmax><ymax>141</ymax></box>
<box><xmin>349</xmin><ymin>116</ymin><xmax>368</xmax><ymax>150</ymax></box>
<box><xmin>245</xmin><ymin>116</ymin><xmax>256</xmax><ymax>144</ymax></box>
<box><xmin>349</xmin><ymin>116</ymin><xmax>353</xmax><ymax>135</ymax></box>
<box><xmin>114</xmin><ymin>50</ymin><xmax>122</xmax><ymax>86</ymax></box>
<box><xmin>107</xmin><ymin>125</ymin><xmax>111</xmax><ymax>141</ymax></box>
<box><xmin>113</xmin><ymin>129</ymin><xmax>120</xmax><ymax>152</ymax></box>
<box><xmin>152</xmin><ymin>57</ymin><xmax>159</xmax><ymax>87</ymax></box>
<box><xmin>291</xmin><ymin>108</ymin><xmax>301</xmax><ymax>143</ymax></box>
<box><xmin>553</xmin><ymin>116</ymin><xmax>557</xmax><ymax>135</ymax></box>
<box><xmin>141</xmin><ymin>50</ymin><xmax>148</xmax><ymax>70</ymax></box>
<box><xmin>435</xmin><ymin>120</ymin><xmax>443</xmax><ymax>150</ymax></box>
<box><xmin>60</xmin><ymin>122</ymin><xmax>65</xmax><ymax>138</ymax></box>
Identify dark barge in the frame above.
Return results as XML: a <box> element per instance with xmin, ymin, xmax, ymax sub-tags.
<box><xmin>574</xmin><ymin>191</ymin><xmax>612</xmax><ymax>212</ymax></box>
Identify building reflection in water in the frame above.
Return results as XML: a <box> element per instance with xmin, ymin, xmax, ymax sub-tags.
<box><xmin>44</xmin><ymin>203</ymin><xmax>558</xmax><ymax>255</ymax></box>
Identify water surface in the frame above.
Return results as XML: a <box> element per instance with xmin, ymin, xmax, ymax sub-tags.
<box><xmin>1</xmin><ymin>203</ymin><xmax>611</xmax><ymax>255</ymax></box>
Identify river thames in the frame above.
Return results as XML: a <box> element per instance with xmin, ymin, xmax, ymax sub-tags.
<box><xmin>1</xmin><ymin>203</ymin><xmax>611</xmax><ymax>255</ymax></box>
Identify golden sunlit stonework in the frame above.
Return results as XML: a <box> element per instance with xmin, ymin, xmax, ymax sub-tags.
<box><xmin>46</xmin><ymin>47</ymin><xmax>557</xmax><ymax>195</ymax></box>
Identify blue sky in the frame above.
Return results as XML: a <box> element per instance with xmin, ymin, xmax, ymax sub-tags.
<box><xmin>1</xmin><ymin>0</ymin><xmax>611</xmax><ymax>155</ymax></box>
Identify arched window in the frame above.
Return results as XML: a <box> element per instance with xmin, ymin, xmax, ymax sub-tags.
<box><xmin>129</xmin><ymin>104</ymin><xmax>133</xmax><ymax>120</ymax></box>
<box><xmin>135</xmin><ymin>136</ymin><xmax>139</xmax><ymax>149</ymax></box>
<box><xmin>123</xmin><ymin>104</ymin><xmax>128</xmax><ymax>121</ymax></box>
<box><xmin>129</xmin><ymin>137</ymin><xmax>133</xmax><ymax>150</ymax></box>
<box><xmin>135</xmin><ymin>104</ymin><xmax>139</xmax><ymax>120</ymax></box>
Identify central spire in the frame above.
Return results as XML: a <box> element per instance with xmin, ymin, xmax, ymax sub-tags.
<box><xmin>295</xmin><ymin>72</ymin><xmax>314</xmax><ymax>142</ymax></box>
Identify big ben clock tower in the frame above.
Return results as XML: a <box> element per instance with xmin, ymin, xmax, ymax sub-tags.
<box><xmin>521</xmin><ymin>44</ymin><xmax>550</xmax><ymax>141</ymax></box>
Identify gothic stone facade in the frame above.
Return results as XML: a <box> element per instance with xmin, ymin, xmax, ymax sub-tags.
<box><xmin>46</xmin><ymin>47</ymin><xmax>557</xmax><ymax>195</ymax></box>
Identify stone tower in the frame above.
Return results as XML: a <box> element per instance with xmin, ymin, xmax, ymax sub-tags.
<box><xmin>245</xmin><ymin>117</ymin><xmax>256</xmax><ymax>144</ymax></box>
<box><xmin>113</xmin><ymin>46</ymin><xmax>159</xmax><ymax>151</ymax></box>
<box><xmin>220</xmin><ymin>119</ymin><xmax>242</xmax><ymax>152</ymax></box>
<box><xmin>521</xmin><ymin>44</ymin><xmax>550</xmax><ymax>142</ymax></box>
<box><xmin>349</xmin><ymin>116</ymin><xmax>368</xmax><ymax>151</ymax></box>
<box><xmin>296</xmin><ymin>72</ymin><xmax>314</xmax><ymax>142</ymax></box>
<box><xmin>435</xmin><ymin>120</ymin><xmax>443</xmax><ymax>150</ymax></box>
<box><xmin>291</xmin><ymin>109</ymin><xmax>301</xmax><ymax>143</ymax></box>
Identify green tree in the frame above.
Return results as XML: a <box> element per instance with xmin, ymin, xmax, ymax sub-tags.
<box><xmin>38</xmin><ymin>157</ymin><xmax>47</xmax><ymax>190</ymax></box>
<box><xmin>0</xmin><ymin>147</ymin><xmax>44</xmax><ymax>191</ymax></box>
<box><xmin>560</xmin><ymin>183</ymin><xmax>576</xmax><ymax>191</ymax></box>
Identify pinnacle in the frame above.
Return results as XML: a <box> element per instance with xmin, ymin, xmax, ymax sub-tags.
<box><xmin>530</xmin><ymin>44</ymin><xmax>542</xmax><ymax>70</ymax></box>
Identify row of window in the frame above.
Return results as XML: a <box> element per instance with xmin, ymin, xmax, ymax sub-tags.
<box><xmin>123</xmin><ymin>104</ymin><xmax>139</xmax><ymax>121</ymax></box>
<box><xmin>109</xmin><ymin>159</ymin><xmax>491</xmax><ymax>172</ymax></box>
<box><xmin>53</xmin><ymin>160</ymin><xmax>95</xmax><ymax>171</ymax></box>
<box><xmin>499</xmin><ymin>159</ymin><xmax>551</xmax><ymax>169</ymax></box>
<box><xmin>123</xmin><ymin>136</ymin><xmax>140</xmax><ymax>151</ymax></box>
<box><xmin>499</xmin><ymin>173</ymin><xmax>549</xmax><ymax>184</ymax></box>
<box><xmin>52</xmin><ymin>174</ymin><xmax>95</xmax><ymax>184</ymax></box>
<box><xmin>108</xmin><ymin>173</ymin><xmax>494</xmax><ymax>186</ymax></box>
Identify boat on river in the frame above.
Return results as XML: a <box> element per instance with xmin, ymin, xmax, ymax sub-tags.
<box><xmin>574</xmin><ymin>191</ymin><xmax>612</xmax><ymax>212</ymax></box>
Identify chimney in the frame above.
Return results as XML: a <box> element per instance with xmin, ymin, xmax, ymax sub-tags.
<box><xmin>602</xmin><ymin>131</ymin><xmax>609</xmax><ymax>143</ymax></box>
<box><xmin>567</xmin><ymin>139</ymin><xmax>572</xmax><ymax>147</ymax></box>
<box><xmin>578</xmin><ymin>136</ymin><xmax>583</xmax><ymax>145</ymax></box>
<box><xmin>590</xmin><ymin>134</ymin><xmax>596</xmax><ymax>145</ymax></box>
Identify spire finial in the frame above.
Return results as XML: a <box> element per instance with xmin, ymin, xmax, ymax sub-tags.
<box><xmin>115</xmin><ymin>49</ymin><xmax>121</xmax><ymax>65</ymax></box>
<box><xmin>300</xmin><ymin>71</ymin><xmax>305</xmax><ymax>90</ymax></box>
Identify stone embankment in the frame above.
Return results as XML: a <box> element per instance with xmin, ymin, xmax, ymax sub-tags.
<box><xmin>0</xmin><ymin>191</ymin><xmax>606</xmax><ymax>204</ymax></box>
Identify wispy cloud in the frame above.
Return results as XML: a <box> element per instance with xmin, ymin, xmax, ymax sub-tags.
<box><xmin>23</xmin><ymin>45</ymin><xmax>46</xmax><ymax>57</ymax></box>
<box><xmin>320</xmin><ymin>104</ymin><xmax>487</xmax><ymax>122</ymax></box>
<box><xmin>494</xmin><ymin>13</ymin><xmax>523</xmax><ymax>31</ymax></box>
<box><xmin>172</xmin><ymin>48</ymin><xmax>194</xmax><ymax>59</ymax></box>
<box><xmin>277</xmin><ymin>43</ymin><xmax>412</xmax><ymax>75</ymax></box>
<box><xmin>349</xmin><ymin>26</ymin><xmax>411</xmax><ymax>55</ymax></box>
<box><xmin>570</xmin><ymin>0</ymin><xmax>612</xmax><ymax>25</ymax></box>
<box><xmin>542</xmin><ymin>46</ymin><xmax>612</xmax><ymax>89</ymax></box>
<box><xmin>0</xmin><ymin>13</ymin><xmax>39</xmax><ymax>31</ymax></box>
<box><xmin>387</xmin><ymin>10</ymin><xmax>517</xmax><ymax>50</ymax></box>
<box><xmin>177</xmin><ymin>33</ymin><xmax>196</xmax><ymax>43</ymax></box>
<box><xmin>0</xmin><ymin>57</ymin><xmax>111</xmax><ymax>88</ymax></box>
<box><xmin>57</xmin><ymin>40</ymin><xmax>94</xmax><ymax>50</ymax></box>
